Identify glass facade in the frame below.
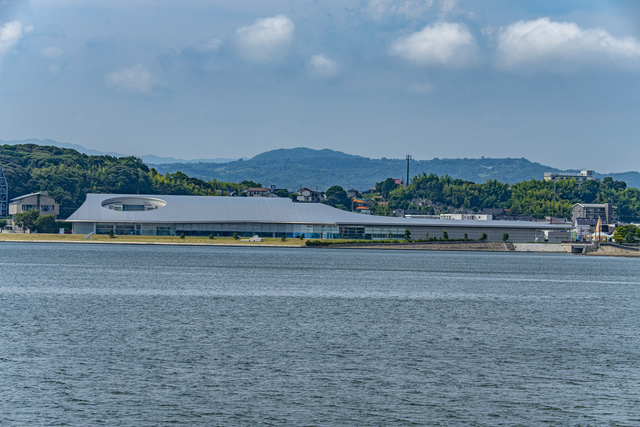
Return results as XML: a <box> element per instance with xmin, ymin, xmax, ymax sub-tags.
<box><xmin>92</xmin><ymin>222</ymin><xmax>341</xmax><ymax>238</ymax></box>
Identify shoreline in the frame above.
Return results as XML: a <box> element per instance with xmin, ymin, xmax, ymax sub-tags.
<box><xmin>2</xmin><ymin>235</ymin><xmax>639</xmax><ymax>257</ymax></box>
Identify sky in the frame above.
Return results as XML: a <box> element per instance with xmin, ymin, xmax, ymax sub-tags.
<box><xmin>1</xmin><ymin>0</ymin><xmax>639</xmax><ymax>172</ymax></box>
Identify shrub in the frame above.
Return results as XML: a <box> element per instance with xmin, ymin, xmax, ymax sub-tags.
<box><xmin>209</xmin><ymin>234</ymin><xmax>215</xmax><ymax>240</ymax></box>
<box><xmin>108</xmin><ymin>229</ymin><xmax>115</xmax><ymax>238</ymax></box>
<box><xmin>233</xmin><ymin>232</ymin><xmax>239</xmax><ymax>240</ymax></box>
<box><xmin>180</xmin><ymin>233</ymin><xmax>185</xmax><ymax>239</ymax></box>
<box><xmin>281</xmin><ymin>234</ymin><xmax>287</xmax><ymax>242</ymax></box>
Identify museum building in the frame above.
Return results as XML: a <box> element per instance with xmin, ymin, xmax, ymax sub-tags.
<box><xmin>66</xmin><ymin>194</ymin><xmax>573</xmax><ymax>242</ymax></box>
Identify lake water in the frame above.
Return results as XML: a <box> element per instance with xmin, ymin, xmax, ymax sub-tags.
<box><xmin>1</xmin><ymin>242</ymin><xmax>639</xmax><ymax>426</ymax></box>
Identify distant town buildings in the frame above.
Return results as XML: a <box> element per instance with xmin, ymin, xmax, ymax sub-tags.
<box><xmin>297</xmin><ymin>188</ymin><xmax>324</xmax><ymax>203</ymax></box>
<box><xmin>544</xmin><ymin>170</ymin><xmax>595</xmax><ymax>186</ymax></box>
<box><xmin>571</xmin><ymin>203</ymin><xmax>614</xmax><ymax>224</ymax></box>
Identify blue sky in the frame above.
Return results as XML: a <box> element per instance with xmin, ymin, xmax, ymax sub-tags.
<box><xmin>1</xmin><ymin>0</ymin><xmax>639</xmax><ymax>172</ymax></box>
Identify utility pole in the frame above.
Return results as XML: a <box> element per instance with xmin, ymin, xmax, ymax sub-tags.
<box><xmin>406</xmin><ymin>155</ymin><xmax>412</xmax><ymax>187</ymax></box>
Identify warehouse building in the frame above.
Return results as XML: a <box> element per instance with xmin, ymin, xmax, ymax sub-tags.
<box><xmin>66</xmin><ymin>194</ymin><xmax>573</xmax><ymax>242</ymax></box>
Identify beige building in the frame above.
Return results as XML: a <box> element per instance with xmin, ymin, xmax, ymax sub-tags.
<box><xmin>8</xmin><ymin>192</ymin><xmax>60</xmax><ymax>231</ymax></box>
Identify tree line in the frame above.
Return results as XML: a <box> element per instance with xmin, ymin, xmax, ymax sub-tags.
<box><xmin>2</xmin><ymin>143</ymin><xmax>639</xmax><ymax>223</ymax></box>
<box><xmin>372</xmin><ymin>173</ymin><xmax>640</xmax><ymax>221</ymax></box>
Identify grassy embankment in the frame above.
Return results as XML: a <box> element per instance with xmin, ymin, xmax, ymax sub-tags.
<box><xmin>0</xmin><ymin>233</ymin><xmax>308</xmax><ymax>246</ymax></box>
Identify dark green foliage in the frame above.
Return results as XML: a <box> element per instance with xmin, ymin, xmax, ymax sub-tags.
<box><xmin>464</xmin><ymin>233</ymin><xmax>468</xmax><ymax>240</ymax></box>
<box><xmin>281</xmin><ymin>234</ymin><xmax>287</xmax><ymax>242</ymax></box>
<box><xmin>34</xmin><ymin>215</ymin><xmax>58</xmax><ymax>233</ymax></box>
<box><xmin>13</xmin><ymin>209</ymin><xmax>40</xmax><ymax>232</ymax></box>
<box><xmin>502</xmin><ymin>233</ymin><xmax>509</xmax><ymax>242</ymax></box>
<box><xmin>613</xmin><ymin>225</ymin><xmax>640</xmax><ymax>243</ymax></box>
<box><xmin>298</xmin><ymin>234</ymin><xmax>305</xmax><ymax>240</ymax></box>
<box><xmin>380</xmin><ymin>172</ymin><xmax>640</xmax><ymax>221</ymax></box>
<box><xmin>481</xmin><ymin>233</ymin><xmax>488</xmax><ymax>241</ymax></box>
<box><xmin>442</xmin><ymin>230</ymin><xmax>449</xmax><ymax>240</ymax></box>
<box><xmin>108</xmin><ymin>229</ymin><xmax>115</xmax><ymax>238</ymax></box>
<box><xmin>233</xmin><ymin>232</ymin><xmax>239</xmax><ymax>240</ymax></box>
<box><xmin>209</xmin><ymin>234</ymin><xmax>215</xmax><ymax>240</ymax></box>
<box><xmin>179</xmin><ymin>233</ymin><xmax>185</xmax><ymax>239</ymax></box>
<box><xmin>404</xmin><ymin>229</ymin><xmax>411</xmax><ymax>241</ymax></box>
<box><xmin>0</xmin><ymin>144</ymin><xmax>257</xmax><ymax>218</ymax></box>
<box><xmin>0</xmin><ymin>219</ymin><xmax>6</xmax><ymax>229</ymax></box>
<box><xmin>325</xmin><ymin>185</ymin><xmax>350</xmax><ymax>210</ymax></box>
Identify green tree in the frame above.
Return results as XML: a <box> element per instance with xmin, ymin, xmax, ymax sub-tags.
<box><xmin>613</xmin><ymin>224</ymin><xmax>640</xmax><ymax>243</ymax></box>
<box><xmin>375</xmin><ymin>177</ymin><xmax>399</xmax><ymax>201</ymax></box>
<box><xmin>209</xmin><ymin>234</ymin><xmax>215</xmax><ymax>240</ymax></box>
<box><xmin>480</xmin><ymin>232</ymin><xmax>488</xmax><ymax>241</ymax></box>
<box><xmin>281</xmin><ymin>233</ymin><xmax>287</xmax><ymax>242</ymax></box>
<box><xmin>404</xmin><ymin>229</ymin><xmax>411</xmax><ymax>241</ymax></box>
<box><xmin>442</xmin><ymin>230</ymin><xmax>449</xmax><ymax>240</ymax></box>
<box><xmin>34</xmin><ymin>215</ymin><xmax>58</xmax><ymax>233</ymax></box>
<box><xmin>0</xmin><ymin>219</ymin><xmax>6</xmax><ymax>229</ymax></box>
<box><xmin>108</xmin><ymin>229</ymin><xmax>115</xmax><ymax>238</ymax></box>
<box><xmin>233</xmin><ymin>232</ymin><xmax>239</xmax><ymax>240</ymax></box>
<box><xmin>502</xmin><ymin>233</ymin><xmax>509</xmax><ymax>242</ymax></box>
<box><xmin>325</xmin><ymin>185</ymin><xmax>350</xmax><ymax>210</ymax></box>
<box><xmin>464</xmin><ymin>233</ymin><xmax>468</xmax><ymax>240</ymax></box>
<box><xmin>180</xmin><ymin>233</ymin><xmax>185</xmax><ymax>239</ymax></box>
<box><xmin>14</xmin><ymin>209</ymin><xmax>40</xmax><ymax>232</ymax></box>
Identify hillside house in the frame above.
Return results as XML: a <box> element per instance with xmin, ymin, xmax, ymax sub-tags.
<box><xmin>297</xmin><ymin>188</ymin><xmax>324</xmax><ymax>203</ymax></box>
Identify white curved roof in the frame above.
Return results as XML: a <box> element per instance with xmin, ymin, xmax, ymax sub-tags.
<box><xmin>66</xmin><ymin>194</ymin><xmax>571</xmax><ymax>230</ymax></box>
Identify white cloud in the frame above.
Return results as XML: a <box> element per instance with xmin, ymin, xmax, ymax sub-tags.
<box><xmin>497</xmin><ymin>18</ymin><xmax>640</xmax><ymax>71</ymax></box>
<box><xmin>306</xmin><ymin>54</ymin><xmax>338</xmax><ymax>79</ymax></box>
<box><xmin>231</xmin><ymin>15</ymin><xmax>294</xmax><ymax>64</ymax></box>
<box><xmin>106</xmin><ymin>63</ymin><xmax>163</xmax><ymax>94</ymax></box>
<box><xmin>366</xmin><ymin>0</ymin><xmax>434</xmax><ymax>21</ymax></box>
<box><xmin>0</xmin><ymin>20</ymin><xmax>23</xmax><ymax>59</ymax></box>
<box><xmin>391</xmin><ymin>22</ymin><xmax>476</xmax><ymax>66</ymax></box>
<box><xmin>190</xmin><ymin>37</ymin><xmax>223</xmax><ymax>54</ymax></box>
<box><xmin>438</xmin><ymin>0</ymin><xmax>457</xmax><ymax>18</ymax></box>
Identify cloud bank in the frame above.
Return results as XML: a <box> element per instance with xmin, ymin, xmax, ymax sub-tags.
<box><xmin>106</xmin><ymin>64</ymin><xmax>163</xmax><ymax>94</ymax></box>
<box><xmin>497</xmin><ymin>17</ymin><xmax>640</xmax><ymax>71</ymax></box>
<box><xmin>306</xmin><ymin>54</ymin><xmax>338</xmax><ymax>79</ymax></box>
<box><xmin>391</xmin><ymin>22</ymin><xmax>476</xmax><ymax>66</ymax></box>
<box><xmin>0</xmin><ymin>20</ymin><xmax>23</xmax><ymax>59</ymax></box>
<box><xmin>231</xmin><ymin>15</ymin><xmax>294</xmax><ymax>64</ymax></box>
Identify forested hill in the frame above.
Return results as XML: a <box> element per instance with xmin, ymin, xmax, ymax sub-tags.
<box><xmin>0</xmin><ymin>144</ymin><xmax>250</xmax><ymax>218</ymax></box>
<box><xmin>2</xmin><ymin>143</ymin><xmax>639</xmax><ymax>221</ymax></box>
<box><xmin>150</xmin><ymin>147</ymin><xmax>640</xmax><ymax>190</ymax></box>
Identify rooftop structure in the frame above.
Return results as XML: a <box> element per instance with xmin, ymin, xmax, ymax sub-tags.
<box><xmin>571</xmin><ymin>203</ymin><xmax>615</xmax><ymax>224</ymax></box>
<box><xmin>9</xmin><ymin>192</ymin><xmax>60</xmax><ymax>218</ymax></box>
<box><xmin>66</xmin><ymin>194</ymin><xmax>573</xmax><ymax>242</ymax></box>
<box><xmin>544</xmin><ymin>170</ymin><xmax>594</xmax><ymax>186</ymax></box>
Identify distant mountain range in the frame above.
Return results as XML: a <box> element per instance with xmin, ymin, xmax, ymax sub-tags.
<box><xmin>148</xmin><ymin>148</ymin><xmax>640</xmax><ymax>191</ymax></box>
<box><xmin>2</xmin><ymin>138</ymin><xmax>639</xmax><ymax>190</ymax></box>
<box><xmin>0</xmin><ymin>139</ymin><xmax>242</xmax><ymax>164</ymax></box>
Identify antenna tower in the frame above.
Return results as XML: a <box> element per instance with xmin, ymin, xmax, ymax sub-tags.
<box><xmin>0</xmin><ymin>166</ymin><xmax>8</xmax><ymax>219</ymax></box>
<box><xmin>406</xmin><ymin>155</ymin><xmax>412</xmax><ymax>186</ymax></box>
